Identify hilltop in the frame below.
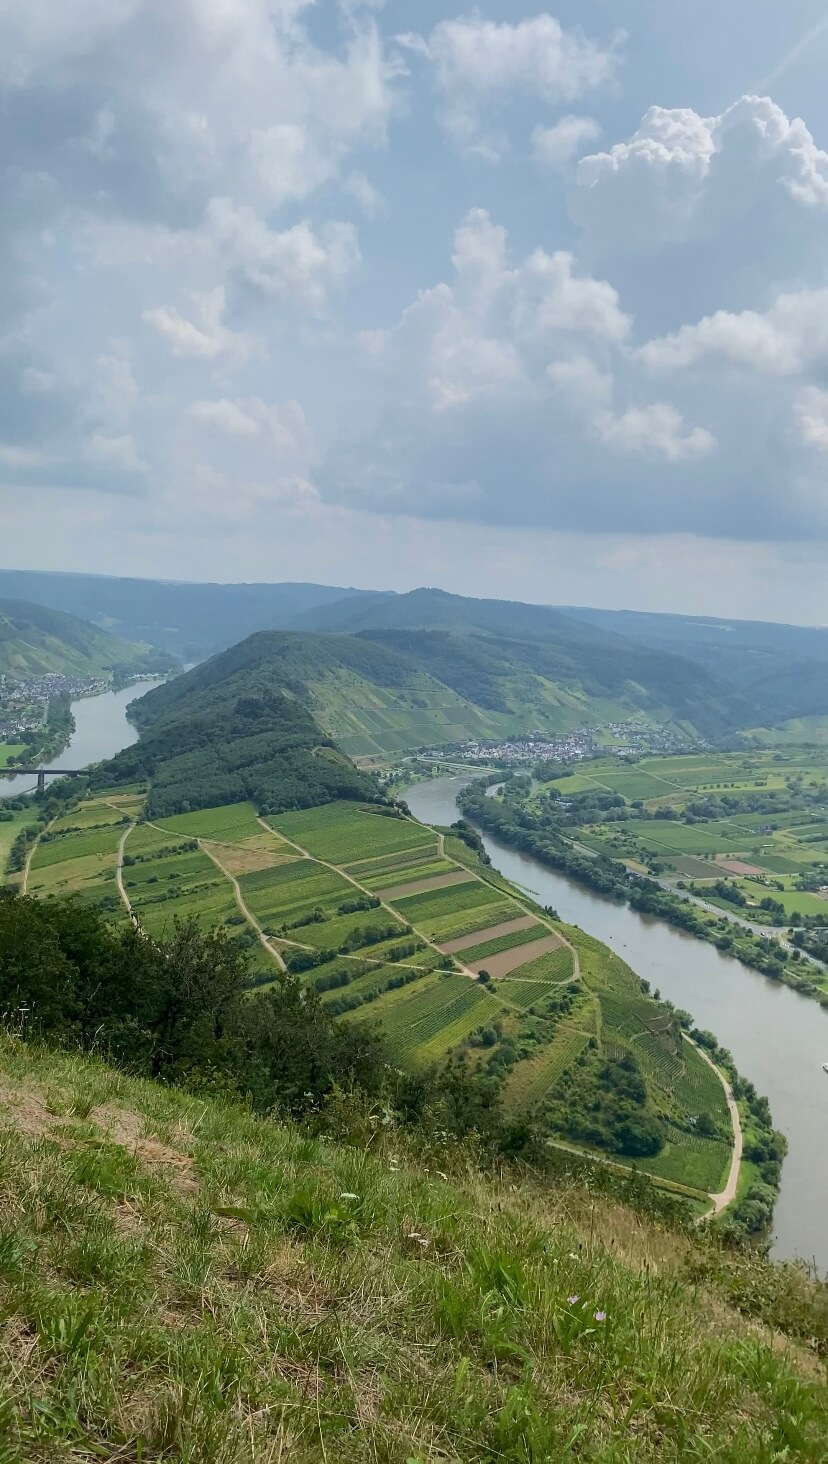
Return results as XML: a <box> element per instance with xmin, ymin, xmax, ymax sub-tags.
<box><xmin>116</xmin><ymin>615</ymin><xmax>749</xmax><ymax>762</ymax></box>
<box><xmin>0</xmin><ymin>598</ymin><xmax>173</xmax><ymax>680</ymax></box>
<box><xmin>0</xmin><ymin>1031</ymin><xmax>824</xmax><ymax>1461</ymax></box>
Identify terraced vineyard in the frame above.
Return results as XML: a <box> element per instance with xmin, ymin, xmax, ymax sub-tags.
<box><xmin>5</xmin><ymin>790</ymin><xmax>736</xmax><ymax>1202</ymax></box>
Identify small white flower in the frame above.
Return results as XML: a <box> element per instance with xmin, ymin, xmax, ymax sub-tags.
<box><xmin>339</xmin><ymin>1193</ymin><xmax>359</xmax><ymax>1202</ymax></box>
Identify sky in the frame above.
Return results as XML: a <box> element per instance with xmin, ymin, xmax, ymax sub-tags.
<box><xmin>3</xmin><ymin>1</ymin><xmax>828</xmax><ymax>623</ymax></box>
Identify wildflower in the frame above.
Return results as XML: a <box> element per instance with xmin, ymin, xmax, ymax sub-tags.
<box><xmin>567</xmin><ymin>1295</ymin><xmax>580</xmax><ymax>1306</ymax></box>
<box><xmin>594</xmin><ymin>1311</ymin><xmax>606</xmax><ymax>1323</ymax></box>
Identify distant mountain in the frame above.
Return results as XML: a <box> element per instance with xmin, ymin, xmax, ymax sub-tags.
<box><xmin>558</xmin><ymin>607</ymin><xmax>828</xmax><ymax>729</ymax></box>
<box><xmin>0</xmin><ymin>599</ymin><xmax>173</xmax><ymax>680</ymax></box>
<box><xmin>0</xmin><ymin>571</ymin><xmax>367</xmax><ymax>661</ymax></box>
<box><xmin>287</xmin><ymin>588</ymin><xmax>755</xmax><ymax>744</ymax></box>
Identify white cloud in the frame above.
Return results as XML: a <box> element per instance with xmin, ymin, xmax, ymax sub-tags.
<box><xmin>84</xmin><ymin>431</ymin><xmax>150</xmax><ymax>474</ymax></box>
<box><xmin>0</xmin><ymin>443</ymin><xmax>53</xmax><ymax>469</ymax></box>
<box><xmin>796</xmin><ymin>388</ymin><xmax>828</xmax><ymax>453</ymax></box>
<box><xmin>410</xmin><ymin>13</ymin><xmax>620</xmax><ymax>156</ymax></box>
<box><xmin>548</xmin><ymin>354</ymin><xmax>612</xmax><ymax>405</ymax></box>
<box><xmin>532</xmin><ymin>115</ymin><xmax>601</xmax><ymax>168</ymax></box>
<box><xmin>89</xmin><ymin>341</ymin><xmax>139</xmax><ymax>425</ymax></box>
<box><xmin>20</xmin><ymin>367</ymin><xmax>55</xmax><ymax>395</ymax></box>
<box><xmin>143</xmin><ymin>286</ymin><xmax>263</xmax><ymax>367</ymax></box>
<box><xmin>596</xmin><ymin>403</ymin><xmax>715</xmax><ymax>461</ymax></box>
<box><xmin>638</xmin><ymin>289</ymin><xmax>828</xmax><ymax>376</ymax></box>
<box><xmin>205</xmin><ymin>200</ymin><xmax>360</xmax><ymax>308</ymax></box>
<box><xmin>189</xmin><ymin>396</ymin><xmax>313</xmax><ymax>456</ymax></box>
<box><xmin>574</xmin><ymin>95</ymin><xmax>828</xmax><ymax>257</ymax></box>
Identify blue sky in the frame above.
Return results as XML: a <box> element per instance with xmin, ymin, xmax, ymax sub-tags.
<box><xmin>3</xmin><ymin>1</ymin><xmax>828</xmax><ymax>621</ymax></box>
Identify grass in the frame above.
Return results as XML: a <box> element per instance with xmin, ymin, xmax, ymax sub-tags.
<box><xmin>391</xmin><ymin>879</ymin><xmax>509</xmax><ymax>925</ymax></box>
<box><xmin>268</xmin><ymin>801</ymin><xmax>436</xmax><ymax>863</ymax></box>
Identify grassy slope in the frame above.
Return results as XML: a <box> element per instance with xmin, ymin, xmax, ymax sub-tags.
<box><xmin>0</xmin><ymin>1034</ymin><xmax>824</xmax><ymax>1462</ymax></box>
<box><xmin>0</xmin><ymin>598</ymin><xmax>171</xmax><ymax>678</ymax></box>
<box><xmin>122</xmin><ymin>599</ymin><xmax>753</xmax><ymax>761</ymax></box>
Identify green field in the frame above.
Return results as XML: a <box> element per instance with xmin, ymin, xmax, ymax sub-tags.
<box><xmin>268</xmin><ymin>802</ymin><xmax>436</xmax><ymax>862</ymax></box>
<box><xmin>0</xmin><ymin>743</ymin><xmax>25</xmax><ymax>768</ymax></box>
<box><xmin>3</xmin><ymin>784</ymin><xmax>737</xmax><ymax>1199</ymax></box>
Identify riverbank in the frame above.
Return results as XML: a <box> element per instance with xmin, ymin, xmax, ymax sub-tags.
<box><xmin>405</xmin><ymin>774</ymin><xmax>828</xmax><ymax>1272</ymax></box>
<box><xmin>460</xmin><ymin>782</ymin><xmax>828</xmax><ymax>1010</ymax></box>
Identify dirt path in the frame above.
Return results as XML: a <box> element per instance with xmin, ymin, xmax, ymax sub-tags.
<box><xmin>690</xmin><ymin>1039</ymin><xmax>743</xmax><ymax>1216</ymax></box>
<box><xmin>21</xmin><ymin>813</ymin><xmax>59</xmax><ymax>895</ymax></box>
<box><xmin>200</xmin><ymin>839</ymin><xmax>287</xmax><ymax>974</ymax></box>
<box><xmin>115</xmin><ymin>822</ymin><xmax>138</xmax><ymax>927</ymax></box>
<box><xmin>256</xmin><ymin>816</ymin><xmax>481</xmax><ymax>980</ymax></box>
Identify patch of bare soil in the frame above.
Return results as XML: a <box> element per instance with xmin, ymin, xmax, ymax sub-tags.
<box><xmin>438</xmin><ymin>915</ymin><xmax>537</xmax><ymax>954</ymax></box>
<box><xmin>202</xmin><ymin>840</ymin><xmax>290</xmax><ymax>876</ymax></box>
<box><xmin>468</xmin><ymin>933</ymin><xmax>564</xmax><ymax>978</ymax></box>
<box><xmin>379</xmin><ymin>871</ymin><xmax>474</xmax><ymax>900</ymax></box>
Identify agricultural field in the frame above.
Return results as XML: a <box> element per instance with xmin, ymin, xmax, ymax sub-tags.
<box><xmin>2</xmin><ymin>783</ymin><xmax>737</xmax><ymax>1201</ymax></box>
<box><xmin>267</xmin><ymin>801</ymin><xmax>437</xmax><ymax>863</ymax></box>
<box><xmin>26</xmin><ymin>795</ymin><xmax>142</xmax><ymax>913</ymax></box>
<box><xmin>546</xmin><ymin>746</ymin><xmax>828</xmax><ymax>923</ymax></box>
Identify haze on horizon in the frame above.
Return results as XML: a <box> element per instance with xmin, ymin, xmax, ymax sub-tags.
<box><xmin>3</xmin><ymin>2</ymin><xmax>828</xmax><ymax>624</ymax></box>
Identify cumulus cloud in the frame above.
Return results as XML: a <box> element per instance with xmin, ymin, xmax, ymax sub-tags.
<box><xmin>403</xmin><ymin>13</ymin><xmax>620</xmax><ymax>156</ymax></box>
<box><xmin>143</xmin><ymin>287</ymin><xmax>264</xmax><ymax>367</ymax></box>
<box><xmin>595</xmin><ymin>404</ymin><xmax>715</xmax><ymax>461</ymax></box>
<box><xmin>84</xmin><ymin>432</ymin><xmax>150</xmax><ymax>475</ymax></box>
<box><xmin>532</xmin><ymin>116</ymin><xmax>601</xmax><ymax>168</ymax></box>
<box><xmin>637</xmin><ymin>289</ymin><xmax>828</xmax><ymax>376</ymax></box>
<box><xmin>796</xmin><ymin>388</ymin><xmax>828</xmax><ymax>453</ymax></box>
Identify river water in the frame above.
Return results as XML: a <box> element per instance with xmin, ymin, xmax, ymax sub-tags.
<box><xmin>0</xmin><ymin>680</ymin><xmax>166</xmax><ymax>798</ymax></box>
<box><xmin>406</xmin><ymin>775</ymin><xmax>828</xmax><ymax>1271</ymax></box>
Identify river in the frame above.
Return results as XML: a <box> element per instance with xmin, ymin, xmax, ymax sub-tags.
<box><xmin>0</xmin><ymin>680</ymin><xmax>166</xmax><ymax>798</ymax></box>
<box><xmin>406</xmin><ymin>775</ymin><xmax>828</xmax><ymax>1272</ymax></box>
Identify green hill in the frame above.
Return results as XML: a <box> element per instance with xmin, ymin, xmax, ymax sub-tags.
<box><xmin>0</xmin><ymin>571</ymin><xmax>366</xmax><ymax>660</ymax></box>
<box><xmin>0</xmin><ymin>598</ymin><xmax>173</xmax><ymax>679</ymax></box>
<box><xmin>120</xmin><ymin>612</ymin><xmax>753</xmax><ymax>762</ymax></box>
<box><xmin>98</xmin><ymin>637</ymin><xmax>380</xmax><ymax>816</ymax></box>
<box><xmin>0</xmin><ymin>1032</ymin><xmax>824</xmax><ymax>1461</ymax></box>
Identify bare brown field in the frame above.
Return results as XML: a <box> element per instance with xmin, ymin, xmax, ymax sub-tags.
<box><xmin>468</xmin><ymin>934</ymin><xmax>564</xmax><ymax>978</ymax></box>
<box><xmin>201</xmin><ymin>842</ymin><xmax>296</xmax><ymax>876</ymax></box>
<box><xmin>438</xmin><ymin>915</ymin><xmax>537</xmax><ymax>954</ymax></box>
<box><xmin>716</xmin><ymin>858</ymin><xmax>767</xmax><ymax>876</ymax></box>
<box><xmin>377</xmin><ymin>870</ymin><xmax>474</xmax><ymax>900</ymax></box>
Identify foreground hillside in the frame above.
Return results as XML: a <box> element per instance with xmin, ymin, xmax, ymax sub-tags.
<box><xmin>0</xmin><ymin>598</ymin><xmax>172</xmax><ymax>679</ymax></box>
<box><xmin>0</xmin><ymin>1033</ymin><xmax>824</xmax><ymax>1461</ymax></box>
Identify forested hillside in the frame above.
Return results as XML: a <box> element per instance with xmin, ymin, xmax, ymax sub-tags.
<box><xmin>121</xmin><ymin>615</ymin><xmax>755</xmax><ymax>763</ymax></box>
<box><xmin>0</xmin><ymin>599</ymin><xmax>172</xmax><ymax>679</ymax></box>
<box><xmin>99</xmin><ymin>640</ymin><xmax>379</xmax><ymax>815</ymax></box>
<box><xmin>0</xmin><ymin>571</ymin><xmax>365</xmax><ymax>660</ymax></box>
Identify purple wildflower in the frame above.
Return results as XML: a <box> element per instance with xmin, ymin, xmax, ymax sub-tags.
<box><xmin>594</xmin><ymin>1311</ymin><xmax>606</xmax><ymax>1323</ymax></box>
<box><xmin>567</xmin><ymin>1295</ymin><xmax>580</xmax><ymax>1306</ymax></box>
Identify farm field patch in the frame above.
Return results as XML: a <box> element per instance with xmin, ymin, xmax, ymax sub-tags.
<box><xmin>268</xmin><ymin>801</ymin><xmax>436</xmax><ymax>863</ymax></box>
<box><xmin>375</xmin><ymin>870</ymin><xmax>472</xmax><ymax>900</ymax></box>
<box><xmin>438</xmin><ymin>915</ymin><xmax>538</xmax><ymax>954</ymax></box>
<box><xmin>468</xmin><ymin>934</ymin><xmax>564</xmax><ymax>978</ymax></box>
<box><xmin>450</xmin><ymin>922</ymin><xmax>550</xmax><ymax>964</ymax></box>
<box><xmin>390</xmin><ymin>879</ymin><xmax>507</xmax><ymax>926</ymax></box>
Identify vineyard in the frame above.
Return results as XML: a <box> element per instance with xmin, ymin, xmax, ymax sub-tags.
<box><xmin>6</xmin><ymin>782</ymin><xmax>737</xmax><ymax>1202</ymax></box>
<box><xmin>502</xmin><ymin>1014</ymin><xmax>596</xmax><ymax>1111</ymax></box>
<box><xmin>268</xmin><ymin>802</ymin><xmax>436</xmax><ymax>863</ymax></box>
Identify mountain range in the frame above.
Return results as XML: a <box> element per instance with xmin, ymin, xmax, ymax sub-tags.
<box><xmin>4</xmin><ymin>571</ymin><xmax>828</xmax><ymax>749</ymax></box>
<box><xmin>0</xmin><ymin>599</ymin><xmax>173</xmax><ymax>681</ymax></box>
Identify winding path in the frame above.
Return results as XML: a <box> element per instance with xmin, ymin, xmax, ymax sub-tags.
<box><xmin>115</xmin><ymin>821</ymin><xmax>139</xmax><ymax>927</ymax></box>
<box><xmin>690</xmin><ymin>1039</ymin><xmax>743</xmax><ymax>1216</ymax></box>
<box><xmin>198</xmin><ymin>839</ymin><xmax>287</xmax><ymax>974</ymax></box>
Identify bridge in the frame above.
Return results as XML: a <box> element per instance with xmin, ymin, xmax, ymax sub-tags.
<box><xmin>2</xmin><ymin>767</ymin><xmax>86</xmax><ymax>792</ymax></box>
